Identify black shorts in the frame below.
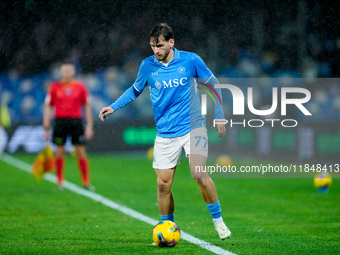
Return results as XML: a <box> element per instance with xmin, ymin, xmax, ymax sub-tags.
<box><xmin>52</xmin><ymin>118</ymin><xmax>86</xmax><ymax>145</ymax></box>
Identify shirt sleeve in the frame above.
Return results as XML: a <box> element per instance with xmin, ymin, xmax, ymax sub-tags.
<box><xmin>81</xmin><ymin>83</ymin><xmax>90</xmax><ymax>105</ymax></box>
<box><xmin>193</xmin><ymin>54</ymin><xmax>225</xmax><ymax>120</ymax></box>
<box><xmin>133</xmin><ymin>61</ymin><xmax>148</xmax><ymax>92</ymax></box>
<box><xmin>193</xmin><ymin>53</ymin><xmax>214</xmax><ymax>80</ymax></box>
<box><xmin>45</xmin><ymin>84</ymin><xmax>55</xmax><ymax>105</ymax></box>
<box><xmin>109</xmin><ymin>62</ymin><xmax>147</xmax><ymax>111</ymax></box>
<box><xmin>109</xmin><ymin>86</ymin><xmax>142</xmax><ymax>111</ymax></box>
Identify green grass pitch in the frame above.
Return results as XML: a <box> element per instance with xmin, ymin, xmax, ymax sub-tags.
<box><xmin>0</xmin><ymin>153</ymin><xmax>339</xmax><ymax>254</ymax></box>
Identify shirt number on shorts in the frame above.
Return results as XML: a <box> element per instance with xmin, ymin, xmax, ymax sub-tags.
<box><xmin>194</xmin><ymin>136</ymin><xmax>207</xmax><ymax>148</ymax></box>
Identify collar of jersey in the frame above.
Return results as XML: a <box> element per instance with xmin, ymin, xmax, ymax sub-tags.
<box><xmin>60</xmin><ymin>80</ymin><xmax>75</xmax><ymax>85</ymax></box>
<box><xmin>153</xmin><ymin>47</ymin><xmax>180</xmax><ymax>64</ymax></box>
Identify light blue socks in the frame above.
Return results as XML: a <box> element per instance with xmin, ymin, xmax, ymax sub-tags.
<box><xmin>206</xmin><ymin>200</ymin><xmax>222</xmax><ymax>219</ymax></box>
<box><xmin>160</xmin><ymin>213</ymin><xmax>175</xmax><ymax>222</ymax></box>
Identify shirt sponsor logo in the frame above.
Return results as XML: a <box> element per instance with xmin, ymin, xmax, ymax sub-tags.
<box><xmin>162</xmin><ymin>77</ymin><xmax>188</xmax><ymax>88</ymax></box>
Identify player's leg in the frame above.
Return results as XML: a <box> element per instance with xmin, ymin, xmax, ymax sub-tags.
<box><xmin>189</xmin><ymin>154</ymin><xmax>218</xmax><ymax>203</ymax></box>
<box><xmin>185</xmin><ymin>127</ymin><xmax>231</xmax><ymax>239</ymax></box>
<box><xmin>55</xmin><ymin>145</ymin><xmax>66</xmax><ymax>188</ymax></box>
<box><xmin>74</xmin><ymin>145</ymin><xmax>91</xmax><ymax>188</ymax></box>
<box><xmin>153</xmin><ymin>136</ymin><xmax>182</xmax><ymax>222</ymax></box>
<box><xmin>72</xmin><ymin>119</ymin><xmax>92</xmax><ymax>189</ymax></box>
<box><xmin>155</xmin><ymin>167</ymin><xmax>176</xmax><ymax>222</ymax></box>
<box><xmin>186</xmin><ymin>128</ymin><xmax>218</xmax><ymax>203</ymax></box>
<box><xmin>189</xmin><ymin>154</ymin><xmax>231</xmax><ymax>239</ymax></box>
<box><xmin>52</xmin><ymin>119</ymin><xmax>67</xmax><ymax>189</ymax></box>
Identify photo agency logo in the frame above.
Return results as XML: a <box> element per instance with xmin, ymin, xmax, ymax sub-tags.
<box><xmin>199</xmin><ymin>81</ymin><xmax>312</xmax><ymax>128</ymax></box>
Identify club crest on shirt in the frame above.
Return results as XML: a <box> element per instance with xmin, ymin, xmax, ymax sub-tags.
<box><xmin>155</xmin><ymin>81</ymin><xmax>161</xmax><ymax>90</ymax></box>
<box><xmin>178</xmin><ymin>66</ymin><xmax>185</xmax><ymax>74</ymax></box>
<box><xmin>65</xmin><ymin>89</ymin><xmax>72</xmax><ymax>95</ymax></box>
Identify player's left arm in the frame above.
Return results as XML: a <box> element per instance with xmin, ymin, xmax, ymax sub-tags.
<box><xmin>206</xmin><ymin>75</ymin><xmax>226</xmax><ymax>138</ymax></box>
<box><xmin>193</xmin><ymin>54</ymin><xmax>226</xmax><ymax>138</ymax></box>
<box><xmin>84</xmin><ymin>104</ymin><xmax>94</xmax><ymax>140</ymax></box>
<box><xmin>82</xmin><ymin>84</ymin><xmax>94</xmax><ymax>140</ymax></box>
<box><xmin>43</xmin><ymin>104</ymin><xmax>53</xmax><ymax>141</ymax></box>
<box><xmin>43</xmin><ymin>85</ymin><xmax>54</xmax><ymax>141</ymax></box>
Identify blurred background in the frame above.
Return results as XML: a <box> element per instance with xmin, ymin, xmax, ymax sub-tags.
<box><xmin>0</xmin><ymin>0</ymin><xmax>339</xmax><ymax>162</ymax></box>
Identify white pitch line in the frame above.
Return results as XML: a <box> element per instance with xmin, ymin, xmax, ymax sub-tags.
<box><xmin>0</xmin><ymin>153</ymin><xmax>237</xmax><ymax>255</ymax></box>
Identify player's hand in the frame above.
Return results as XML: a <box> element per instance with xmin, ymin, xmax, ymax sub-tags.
<box><xmin>44</xmin><ymin>129</ymin><xmax>50</xmax><ymax>141</ymax></box>
<box><xmin>99</xmin><ymin>106</ymin><xmax>114</xmax><ymax>121</ymax></box>
<box><xmin>85</xmin><ymin>127</ymin><xmax>94</xmax><ymax>141</ymax></box>
<box><xmin>215</xmin><ymin>123</ymin><xmax>226</xmax><ymax>138</ymax></box>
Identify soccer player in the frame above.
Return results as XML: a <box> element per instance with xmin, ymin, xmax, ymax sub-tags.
<box><xmin>43</xmin><ymin>62</ymin><xmax>94</xmax><ymax>191</ymax></box>
<box><xmin>99</xmin><ymin>23</ymin><xmax>231</xmax><ymax>239</ymax></box>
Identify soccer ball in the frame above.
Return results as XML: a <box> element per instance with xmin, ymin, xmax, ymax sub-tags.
<box><xmin>152</xmin><ymin>220</ymin><xmax>181</xmax><ymax>247</ymax></box>
<box><xmin>216</xmin><ymin>155</ymin><xmax>232</xmax><ymax>167</ymax></box>
<box><xmin>314</xmin><ymin>173</ymin><xmax>332</xmax><ymax>189</ymax></box>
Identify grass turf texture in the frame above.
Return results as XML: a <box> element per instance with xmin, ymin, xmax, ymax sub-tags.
<box><xmin>0</xmin><ymin>153</ymin><xmax>339</xmax><ymax>255</ymax></box>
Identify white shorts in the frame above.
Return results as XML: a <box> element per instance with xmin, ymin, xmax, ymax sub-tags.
<box><xmin>153</xmin><ymin>127</ymin><xmax>208</xmax><ymax>169</ymax></box>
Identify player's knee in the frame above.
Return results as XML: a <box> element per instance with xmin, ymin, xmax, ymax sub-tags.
<box><xmin>55</xmin><ymin>147</ymin><xmax>65</xmax><ymax>158</ymax></box>
<box><xmin>76</xmin><ymin>151</ymin><xmax>86</xmax><ymax>158</ymax></box>
<box><xmin>194</xmin><ymin>176</ymin><xmax>210</xmax><ymax>187</ymax></box>
<box><xmin>192</xmin><ymin>169</ymin><xmax>209</xmax><ymax>180</ymax></box>
<box><xmin>157</xmin><ymin>178</ymin><xmax>171</xmax><ymax>193</ymax></box>
<box><xmin>75</xmin><ymin>145</ymin><xmax>86</xmax><ymax>158</ymax></box>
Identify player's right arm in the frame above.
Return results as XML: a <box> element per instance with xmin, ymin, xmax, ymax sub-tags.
<box><xmin>43</xmin><ymin>85</ymin><xmax>54</xmax><ymax>141</ymax></box>
<box><xmin>99</xmin><ymin>62</ymin><xmax>147</xmax><ymax>122</ymax></box>
<box><xmin>43</xmin><ymin>104</ymin><xmax>52</xmax><ymax>140</ymax></box>
<box><xmin>98</xmin><ymin>85</ymin><xmax>143</xmax><ymax>121</ymax></box>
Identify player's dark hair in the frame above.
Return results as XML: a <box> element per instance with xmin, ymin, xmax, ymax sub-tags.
<box><xmin>149</xmin><ymin>23</ymin><xmax>173</xmax><ymax>43</ymax></box>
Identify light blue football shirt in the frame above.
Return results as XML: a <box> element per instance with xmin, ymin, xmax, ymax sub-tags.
<box><xmin>111</xmin><ymin>48</ymin><xmax>224</xmax><ymax>138</ymax></box>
